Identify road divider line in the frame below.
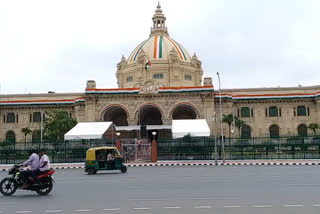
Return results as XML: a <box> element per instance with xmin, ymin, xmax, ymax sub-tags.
<box><xmin>224</xmin><ymin>205</ymin><xmax>242</xmax><ymax>208</ymax></box>
<box><xmin>163</xmin><ymin>207</ymin><xmax>181</xmax><ymax>209</ymax></box>
<box><xmin>0</xmin><ymin>202</ymin><xmax>17</xmax><ymax>205</ymax></box>
<box><xmin>102</xmin><ymin>208</ymin><xmax>121</xmax><ymax>211</ymax></box>
<box><xmin>193</xmin><ymin>206</ymin><xmax>212</xmax><ymax>209</ymax></box>
<box><xmin>16</xmin><ymin>212</ymin><xmax>32</xmax><ymax>214</ymax></box>
<box><xmin>312</xmin><ymin>204</ymin><xmax>320</xmax><ymax>207</ymax></box>
<box><xmin>133</xmin><ymin>208</ymin><xmax>151</xmax><ymax>210</ymax></box>
<box><xmin>74</xmin><ymin>209</ymin><xmax>93</xmax><ymax>212</ymax></box>
<box><xmin>253</xmin><ymin>205</ymin><xmax>272</xmax><ymax>208</ymax></box>
<box><xmin>283</xmin><ymin>205</ymin><xmax>304</xmax><ymax>207</ymax></box>
<box><xmin>45</xmin><ymin>211</ymin><xmax>62</xmax><ymax>213</ymax></box>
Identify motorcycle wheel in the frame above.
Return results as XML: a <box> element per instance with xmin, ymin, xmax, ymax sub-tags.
<box><xmin>0</xmin><ymin>177</ymin><xmax>17</xmax><ymax>196</ymax></box>
<box><xmin>36</xmin><ymin>178</ymin><xmax>53</xmax><ymax>195</ymax></box>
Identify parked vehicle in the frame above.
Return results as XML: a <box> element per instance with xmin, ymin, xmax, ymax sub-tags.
<box><xmin>0</xmin><ymin>164</ymin><xmax>55</xmax><ymax>196</ymax></box>
<box><xmin>85</xmin><ymin>146</ymin><xmax>127</xmax><ymax>174</ymax></box>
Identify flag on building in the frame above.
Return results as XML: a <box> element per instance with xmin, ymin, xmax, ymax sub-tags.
<box><xmin>145</xmin><ymin>59</ymin><xmax>151</xmax><ymax>70</ymax></box>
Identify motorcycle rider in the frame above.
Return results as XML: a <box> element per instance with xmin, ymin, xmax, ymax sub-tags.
<box><xmin>39</xmin><ymin>149</ymin><xmax>50</xmax><ymax>172</ymax></box>
<box><xmin>21</xmin><ymin>149</ymin><xmax>40</xmax><ymax>188</ymax></box>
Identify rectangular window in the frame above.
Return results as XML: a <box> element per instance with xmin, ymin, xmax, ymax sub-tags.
<box><xmin>153</xmin><ymin>74</ymin><xmax>164</xmax><ymax>79</ymax></box>
<box><xmin>3</xmin><ymin>115</ymin><xmax>5</xmax><ymax>123</ymax></box>
<box><xmin>269</xmin><ymin>106</ymin><xmax>278</xmax><ymax>117</ymax></box>
<box><xmin>16</xmin><ymin>114</ymin><xmax>18</xmax><ymax>123</ymax></box>
<box><xmin>33</xmin><ymin>112</ymin><xmax>41</xmax><ymax>122</ymax></box>
<box><xmin>251</xmin><ymin>109</ymin><xmax>254</xmax><ymax>117</ymax></box>
<box><xmin>279</xmin><ymin>108</ymin><xmax>281</xmax><ymax>117</ymax></box>
<box><xmin>7</xmin><ymin>113</ymin><xmax>15</xmax><ymax>123</ymax></box>
<box><xmin>307</xmin><ymin>107</ymin><xmax>310</xmax><ymax>116</ymax></box>
<box><xmin>241</xmin><ymin>107</ymin><xmax>250</xmax><ymax>117</ymax></box>
<box><xmin>265</xmin><ymin>108</ymin><xmax>268</xmax><ymax>117</ymax></box>
<box><xmin>126</xmin><ymin>76</ymin><xmax>133</xmax><ymax>82</ymax></box>
<box><xmin>184</xmin><ymin>75</ymin><xmax>192</xmax><ymax>80</ymax></box>
<box><xmin>297</xmin><ymin>106</ymin><xmax>306</xmax><ymax>116</ymax></box>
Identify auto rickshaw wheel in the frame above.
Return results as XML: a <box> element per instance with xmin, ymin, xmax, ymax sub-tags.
<box><xmin>121</xmin><ymin>165</ymin><xmax>127</xmax><ymax>173</ymax></box>
<box><xmin>87</xmin><ymin>168</ymin><xmax>96</xmax><ymax>175</ymax></box>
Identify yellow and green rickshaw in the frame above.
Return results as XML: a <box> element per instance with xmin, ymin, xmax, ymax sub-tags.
<box><xmin>85</xmin><ymin>146</ymin><xmax>127</xmax><ymax>174</ymax></box>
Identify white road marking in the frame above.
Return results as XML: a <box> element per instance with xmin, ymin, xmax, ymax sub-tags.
<box><xmin>283</xmin><ymin>205</ymin><xmax>304</xmax><ymax>207</ymax></box>
<box><xmin>163</xmin><ymin>207</ymin><xmax>181</xmax><ymax>209</ymax></box>
<box><xmin>253</xmin><ymin>205</ymin><xmax>273</xmax><ymax>208</ymax></box>
<box><xmin>0</xmin><ymin>202</ymin><xmax>16</xmax><ymax>205</ymax></box>
<box><xmin>133</xmin><ymin>208</ymin><xmax>151</xmax><ymax>210</ymax></box>
<box><xmin>224</xmin><ymin>205</ymin><xmax>242</xmax><ymax>208</ymax></box>
<box><xmin>16</xmin><ymin>212</ymin><xmax>32</xmax><ymax>214</ymax></box>
<box><xmin>193</xmin><ymin>206</ymin><xmax>212</xmax><ymax>209</ymax></box>
<box><xmin>45</xmin><ymin>211</ymin><xmax>62</xmax><ymax>213</ymax></box>
<box><xmin>74</xmin><ymin>209</ymin><xmax>93</xmax><ymax>212</ymax></box>
<box><xmin>102</xmin><ymin>208</ymin><xmax>121</xmax><ymax>211</ymax></box>
<box><xmin>312</xmin><ymin>204</ymin><xmax>320</xmax><ymax>207</ymax></box>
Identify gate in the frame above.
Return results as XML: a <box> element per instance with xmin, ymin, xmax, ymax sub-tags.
<box><xmin>121</xmin><ymin>138</ymin><xmax>151</xmax><ymax>162</ymax></box>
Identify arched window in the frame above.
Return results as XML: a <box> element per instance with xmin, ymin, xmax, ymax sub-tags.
<box><xmin>33</xmin><ymin>112</ymin><xmax>41</xmax><ymax>122</ymax></box>
<box><xmin>241</xmin><ymin>124</ymin><xmax>251</xmax><ymax>138</ymax></box>
<box><xmin>269</xmin><ymin>124</ymin><xmax>280</xmax><ymax>138</ymax></box>
<box><xmin>298</xmin><ymin>124</ymin><xmax>308</xmax><ymax>137</ymax></box>
<box><xmin>5</xmin><ymin>131</ymin><xmax>16</xmax><ymax>143</ymax></box>
<box><xmin>241</xmin><ymin>107</ymin><xmax>250</xmax><ymax>118</ymax></box>
<box><xmin>269</xmin><ymin>106</ymin><xmax>278</xmax><ymax>117</ymax></box>
<box><xmin>297</xmin><ymin>106</ymin><xmax>306</xmax><ymax>116</ymax></box>
<box><xmin>32</xmin><ymin>130</ymin><xmax>41</xmax><ymax>143</ymax></box>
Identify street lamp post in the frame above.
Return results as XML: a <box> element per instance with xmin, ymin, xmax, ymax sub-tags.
<box><xmin>152</xmin><ymin>131</ymin><xmax>157</xmax><ymax>141</ymax></box>
<box><xmin>116</xmin><ymin>132</ymin><xmax>121</xmax><ymax>139</ymax></box>
<box><xmin>217</xmin><ymin>72</ymin><xmax>225</xmax><ymax>163</ymax></box>
<box><xmin>213</xmin><ymin>112</ymin><xmax>218</xmax><ymax>165</ymax></box>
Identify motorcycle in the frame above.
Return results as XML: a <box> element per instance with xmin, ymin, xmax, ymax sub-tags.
<box><xmin>0</xmin><ymin>164</ymin><xmax>55</xmax><ymax>196</ymax></box>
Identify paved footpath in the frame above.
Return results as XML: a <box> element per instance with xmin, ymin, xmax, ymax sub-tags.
<box><xmin>1</xmin><ymin>159</ymin><xmax>320</xmax><ymax>171</ymax></box>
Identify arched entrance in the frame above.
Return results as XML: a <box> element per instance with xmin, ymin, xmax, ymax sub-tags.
<box><xmin>241</xmin><ymin>124</ymin><xmax>251</xmax><ymax>139</ymax></box>
<box><xmin>6</xmin><ymin>131</ymin><xmax>16</xmax><ymax>143</ymax></box>
<box><xmin>298</xmin><ymin>124</ymin><xmax>308</xmax><ymax>137</ymax></box>
<box><xmin>269</xmin><ymin>124</ymin><xmax>280</xmax><ymax>138</ymax></box>
<box><xmin>103</xmin><ymin>105</ymin><xmax>128</xmax><ymax>126</ymax></box>
<box><xmin>137</xmin><ymin>105</ymin><xmax>163</xmax><ymax>125</ymax></box>
<box><xmin>171</xmin><ymin>104</ymin><xmax>198</xmax><ymax>119</ymax></box>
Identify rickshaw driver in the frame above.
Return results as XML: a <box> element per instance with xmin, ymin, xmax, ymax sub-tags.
<box><xmin>107</xmin><ymin>151</ymin><xmax>115</xmax><ymax>168</ymax></box>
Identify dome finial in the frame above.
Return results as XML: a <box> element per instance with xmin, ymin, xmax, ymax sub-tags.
<box><xmin>150</xmin><ymin>2</ymin><xmax>168</xmax><ymax>36</ymax></box>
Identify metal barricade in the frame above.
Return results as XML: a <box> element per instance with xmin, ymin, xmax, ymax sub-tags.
<box><xmin>121</xmin><ymin>139</ymin><xmax>151</xmax><ymax>162</ymax></box>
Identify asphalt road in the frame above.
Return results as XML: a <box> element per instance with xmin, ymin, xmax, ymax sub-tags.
<box><xmin>1</xmin><ymin>165</ymin><xmax>320</xmax><ymax>214</ymax></box>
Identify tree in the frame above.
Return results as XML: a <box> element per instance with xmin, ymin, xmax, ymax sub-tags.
<box><xmin>222</xmin><ymin>114</ymin><xmax>234</xmax><ymax>139</ymax></box>
<box><xmin>235</xmin><ymin>118</ymin><xmax>245</xmax><ymax>137</ymax></box>
<box><xmin>44</xmin><ymin>110</ymin><xmax>77</xmax><ymax>142</ymax></box>
<box><xmin>308</xmin><ymin>123</ymin><xmax>320</xmax><ymax>136</ymax></box>
<box><xmin>21</xmin><ymin>127</ymin><xmax>32</xmax><ymax>146</ymax></box>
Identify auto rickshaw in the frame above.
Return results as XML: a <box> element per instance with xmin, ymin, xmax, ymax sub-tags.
<box><xmin>85</xmin><ymin>146</ymin><xmax>127</xmax><ymax>175</ymax></box>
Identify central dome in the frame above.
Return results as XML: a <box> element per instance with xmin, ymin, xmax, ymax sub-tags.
<box><xmin>116</xmin><ymin>3</ymin><xmax>203</xmax><ymax>89</ymax></box>
<box><xmin>127</xmin><ymin>35</ymin><xmax>191</xmax><ymax>64</ymax></box>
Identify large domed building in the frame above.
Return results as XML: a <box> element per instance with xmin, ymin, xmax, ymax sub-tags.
<box><xmin>0</xmin><ymin>3</ymin><xmax>319</xmax><ymax>143</ymax></box>
<box><xmin>116</xmin><ymin>3</ymin><xmax>203</xmax><ymax>88</ymax></box>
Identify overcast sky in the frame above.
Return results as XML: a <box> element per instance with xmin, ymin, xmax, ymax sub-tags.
<box><xmin>1</xmin><ymin>0</ymin><xmax>319</xmax><ymax>94</ymax></box>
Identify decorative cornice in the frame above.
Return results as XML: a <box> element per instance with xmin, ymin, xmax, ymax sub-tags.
<box><xmin>85</xmin><ymin>86</ymin><xmax>214</xmax><ymax>95</ymax></box>
<box><xmin>215</xmin><ymin>91</ymin><xmax>320</xmax><ymax>100</ymax></box>
<box><xmin>0</xmin><ymin>97</ymin><xmax>85</xmax><ymax>106</ymax></box>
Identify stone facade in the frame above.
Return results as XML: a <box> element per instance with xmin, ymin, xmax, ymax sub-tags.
<box><xmin>0</xmin><ymin>4</ymin><xmax>319</xmax><ymax>142</ymax></box>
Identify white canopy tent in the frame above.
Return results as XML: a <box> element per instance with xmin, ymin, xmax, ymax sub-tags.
<box><xmin>64</xmin><ymin>122</ymin><xmax>113</xmax><ymax>140</ymax></box>
<box><xmin>172</xmin><ymin>119</ymin><xmax>210</xmax><ymax>138</ymax></box>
